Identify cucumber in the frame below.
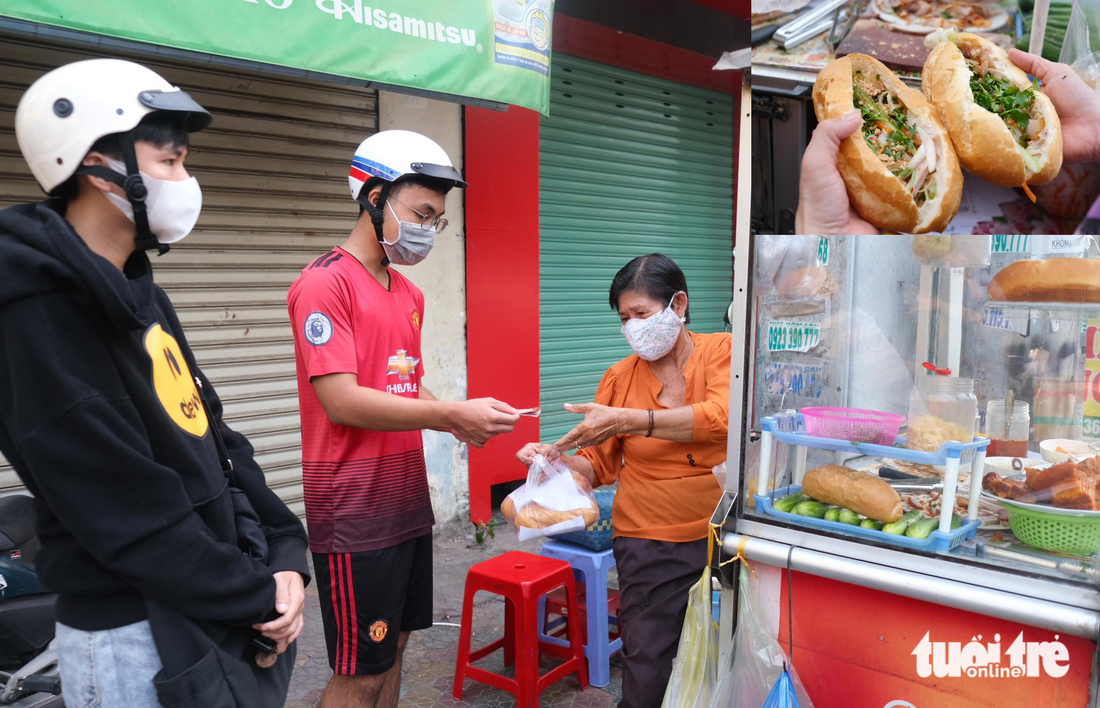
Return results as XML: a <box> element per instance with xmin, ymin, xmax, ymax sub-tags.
<box><xmin>1016</xmin><ymin>144</ymin><xmax>1040</xmax><ymax>174</ymax></box>
<box><xmin>839</xmin><ymin>509</ymin><xmax>861</xmax><ymax>525</ymax></box>
<box><xmin>906</xmin><ymin>516</ymin><xmax>939</xmax><ymax>540</ymax></box>
<box><xmin>881</xmin><ymin>520</ymin><xmax>910</xmax><ymax>535</ymax></box>
<box><xmin>882</xmin><ymin>510</ymin><xmax>925</xmax><ymax>535</ymax></box>
<box><xmin>794</xmin><ymin>501</ymin><xmax>829</xmax><ymax>519</ymax></box>
<box><xmin>860</xmin><ymin>519</ymin><xmax>883</xmax><ymax>530</ymax></box>
<box><xmin>951</xmin><ymin>512</ymin><xmax>963</xmax><ymax>530</ymax></box>
<box><xmin>824</xmin><ymin>507</ymin><xmax>842</xmax><ymax>522</ymax></box>
<box><xmin>773</xmin><ymin>491</ymin><xmax>809</xmax><ymax>513</ymax></box>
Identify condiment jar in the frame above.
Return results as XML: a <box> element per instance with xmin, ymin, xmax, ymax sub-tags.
<box><xmin>986</xmin><ymin>400</ymin><xmax>1030</xmax><ymax>458</ymax></box>
<box><xmin>906</xmin><ymin>366</ymin><xmax>978</xmax><ymax>452</ymax></box>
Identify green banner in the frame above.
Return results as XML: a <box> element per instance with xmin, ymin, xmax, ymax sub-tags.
<box><xmin>2</xmin><ymin>0</ymin><xmax>554</xmax><ymax>114</ymax></box>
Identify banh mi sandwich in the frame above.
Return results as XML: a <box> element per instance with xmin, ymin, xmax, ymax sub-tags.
<box><xmin>923</xmin><ymin>32</ymin><xmax>1062</xmax><ymax>194</ymax></box>
<box><xmin>813</xmin><ymin>54</ymin><xmax>962</xmax><ymax>234</ymax></box>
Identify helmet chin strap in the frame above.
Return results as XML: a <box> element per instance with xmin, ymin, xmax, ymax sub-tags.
<box><xmin>75</xmin><ymin>132</ymin><xmax>169</xmax><ymax>256</ymax></box>
<box><xmin>356</xmin><ymin>181</ymin><xmax>393</xmax><ymax>267</ymax></box>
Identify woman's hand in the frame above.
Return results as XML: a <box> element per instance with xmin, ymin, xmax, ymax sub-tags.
<box><xmin>551</xmin><ymin>403</ymin><xmax>625</xmax><ymax>455</ymax></box>
<box><xmin>1008</xmin><ymin>50</ymin><xmax>1100</xmax><ymax>165</ymax></box>
<box><xmin>795</xmin><ymin>112</ymin><xmax>882</xmax><ymax>235</ymax></box>
<box><xmin>516</xmin><ymin>442</ymin><xmax>556</xmax><ymax>465</ymax></box>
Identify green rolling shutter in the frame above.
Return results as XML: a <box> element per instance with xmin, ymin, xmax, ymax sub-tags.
<box><xmin>539</xmin><ymin>53</ymin><xmax>734</xmax><ymax>444</ymax></box>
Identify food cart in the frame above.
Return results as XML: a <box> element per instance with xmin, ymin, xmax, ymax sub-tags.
<box><xmin>716</xmin><ymin>236</ymin><xmax>1100</xmax><ymax>706</ymax></box>
<box><xmin>751</xmin><ymin>0</ymin><xmax>1099</xmax><ymax>235</ymax></box>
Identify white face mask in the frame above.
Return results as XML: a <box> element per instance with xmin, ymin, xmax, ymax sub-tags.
<box><xmin>383</xmin><ymin>200</ymin><xmax>435</xmax><ymax>266</ymax></box>
<box><xmin>103</xmin><ymin>157</ymin><xmax>202</xmax><ymax>245</ymax></box>
<box><xmin>621</xmin><ymin>296</ymin><xmax>685</xmax><ymax>361</ymax></box>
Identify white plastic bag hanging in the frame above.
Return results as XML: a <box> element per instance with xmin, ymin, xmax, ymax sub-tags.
<box><xmin>711</xmin><ymin>564</ymin><xmax>814</xmax><ymax>708</ymax></box>
<box><xmin>661</xmin><ymin>566</ymin><xmax>719</xmax><ymax>708</ymax></box>
<box><xmin>501</xmin><ymin>455</ymin><xmax>598</xmax><ymax>541</ymax></box>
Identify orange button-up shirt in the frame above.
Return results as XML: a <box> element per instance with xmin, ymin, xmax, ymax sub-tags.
<box><xmin>576</xmin><ymin>331</ymin><xmax>730</xmax><ymax>543</ymax></box>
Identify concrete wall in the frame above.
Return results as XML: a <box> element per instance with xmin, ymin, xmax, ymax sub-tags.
<box><xmin>378</xmin><ymin>91</ymin><xmax>469</xmax><ymax>525</ymax></box>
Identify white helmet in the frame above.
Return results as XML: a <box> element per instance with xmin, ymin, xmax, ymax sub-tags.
<box><xmin>16</xmin><ymin>59</ymin><xmax>210</xmax><ymax>194</ymax></box>
<box><xmin>349</xmin><ymin>130</ymin><xmax>466</xmax><ymax>266</ymax></box>
<box><xmin>348</xmin><ymin>129</ymin><xmax>466</xmax><ymax>202</ymax></box>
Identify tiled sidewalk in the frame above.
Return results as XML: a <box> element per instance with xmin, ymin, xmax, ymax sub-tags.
<box><xmin>284</xmin><ymin>518</ymin><xmax>623</xmax><ymax>707</ymax></box>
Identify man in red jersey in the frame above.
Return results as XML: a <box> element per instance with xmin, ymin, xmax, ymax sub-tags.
<box><xmin>288</xmin><ymin>130</ymin><xmax>519</xmax><ymax>708</ymax></box>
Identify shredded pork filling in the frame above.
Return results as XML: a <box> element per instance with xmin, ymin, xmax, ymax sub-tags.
<box><xmin>853</xmin><ymin>68</ymin><xmax>939</xmax><ymax>205</ymax></box>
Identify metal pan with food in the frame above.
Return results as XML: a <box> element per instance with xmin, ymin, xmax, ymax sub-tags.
<box><xmin>813</xmin><ymin>53</ymin><xmax>963</xmax><ymax>233</ymax></box>
<box><xmin>871</xmin><ymin>0</ymin><xmax>1010</xmax><ymax>34</ymax></box>
<box><xmin>923</xmin><ymin>31</ymin><xmax>1063</xmax><ymax>192</ymax></box>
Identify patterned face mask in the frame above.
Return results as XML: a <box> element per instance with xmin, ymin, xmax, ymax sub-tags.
<box><xmin>621</xmin><ymin>296</ymin><xmax>685</xmax><ymax>361</ymax></box>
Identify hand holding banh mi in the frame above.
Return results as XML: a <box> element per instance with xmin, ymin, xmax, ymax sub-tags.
<box><xmin>923</xmin><ymin>32</ymin><xmax>1063</xmax><ymax>196</ymax></box>
<box><xmin>812</xmin><ymin>53</ymin><xmax>963</xmax><ymax>234</ymax></box>
<box><xmin>1007</xmin><ymin>48</ymin><xmax>1100</xmax><ymax>166</ymax></box>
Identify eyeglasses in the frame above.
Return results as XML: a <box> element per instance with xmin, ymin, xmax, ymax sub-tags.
<box><xmin>390</xmin><ymin>195</ymin><xmax>449</xmax><ymax>234</ymax></box>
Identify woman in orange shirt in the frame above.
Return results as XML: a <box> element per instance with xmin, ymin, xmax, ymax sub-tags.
<box><xmin>517</xmin><ymin>253</ymin><xmax>730</xmax><ymax>708</ymax></box>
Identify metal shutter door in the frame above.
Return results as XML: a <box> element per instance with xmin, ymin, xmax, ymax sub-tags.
<box><xmin>0</xmin><ymin>37</ymin><xmax>378</xmax><ymax>517</ymax></box>
<box><xmin>539</xmin><ymin>53</ymin><xmax>734</xmax><ymax>443</ymax></box>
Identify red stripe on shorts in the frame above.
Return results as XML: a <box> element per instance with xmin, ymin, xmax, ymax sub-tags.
<box><xmin>345</xmin><ymin>553</ymin><xmax>359</xmax><ymax>674</ymax></box>
<box><xmin>328</xmin><ymin>554</ymin><xmax>342</xmax><ymax>673</ymax></box>
<box><xmin>337</xmin><ymin>554</ymin><xmax>350</xmax><ymax>674</ymax></box>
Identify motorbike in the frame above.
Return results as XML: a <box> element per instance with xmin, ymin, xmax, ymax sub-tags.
<box><xmin>0</xmin><ymin>494</ymin><xmax>61</xmax><ymax>707</ymax></box>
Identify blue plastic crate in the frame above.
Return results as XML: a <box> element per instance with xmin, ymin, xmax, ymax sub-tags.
<box><xmin>556</xmin><ymin>488</ymin><xmax>615</xmax><ymax>551</ymax></box>
<box><xmin>756</xmin><ymin>485</ymin><xmax>980</xmax><ymax>552</ymax></box>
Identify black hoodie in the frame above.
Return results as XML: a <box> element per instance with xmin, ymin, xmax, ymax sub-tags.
<box><xmin>0</xmin><ymin>201</ymin><xmax>309</xmax><ymax>631</ymax></box>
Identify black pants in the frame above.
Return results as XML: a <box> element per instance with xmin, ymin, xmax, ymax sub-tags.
<box><xmin>613</xmin><ymin>536</ymin><xmax>709</xmax><ymax>708</ymax></box>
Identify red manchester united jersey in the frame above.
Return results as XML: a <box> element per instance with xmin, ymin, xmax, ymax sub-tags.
<box><xmin>288</xmin><ymin>247</ymin><xmax>434</xmax><ymax>553</ymax></box>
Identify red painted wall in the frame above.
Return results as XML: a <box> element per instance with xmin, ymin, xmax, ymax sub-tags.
<box><xmin>777</xmin><ymin>570</ymin><xmax>1095</xmax><ymax>707</ymax></box>
<box><xmin>463</xmin><ymin>104</ymin><xmax>542</xmax><ymax>525</ymax></box>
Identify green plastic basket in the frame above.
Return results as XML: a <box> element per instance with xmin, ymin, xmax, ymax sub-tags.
<box><xmin>1005</xmin><ymin>505</ymin><xmax>1100</xmax><ymax>556</ymax></box>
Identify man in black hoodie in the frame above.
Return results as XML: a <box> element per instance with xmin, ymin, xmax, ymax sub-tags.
<box><xmin>0</xmin><ymin>59</ymin><xmax>309</xmax><ymax>706</ymax></box>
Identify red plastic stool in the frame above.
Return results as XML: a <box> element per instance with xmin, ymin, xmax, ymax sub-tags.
<box><xmin>541</xmin><ymin>583</ymin><xmax>621</xmax><ymax>659</ymax></box>
<box><xmin>453</xmin><ymin>551</ymin><xmax>589</xmax><ymax>707</ymax></box>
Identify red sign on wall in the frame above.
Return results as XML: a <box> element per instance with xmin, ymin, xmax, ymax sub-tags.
<box><xmin>776</xmin><ymin>570</ymin><xmax>1095</xmax><ymax>708</ymax></box>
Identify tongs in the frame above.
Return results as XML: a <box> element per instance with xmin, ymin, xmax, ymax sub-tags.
<box><xmin>774</xmin><ymin>0</ymin><xmax>860</xmax><ymax>50</ymax></box>
<box><xmin>826</xmin><ymin>0</ymin><xmax>869</xmax><ymax>51</ymax></box>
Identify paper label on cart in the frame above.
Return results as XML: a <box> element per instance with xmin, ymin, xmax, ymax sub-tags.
<box><xmin>515</xmin><ymin>516</ymin><xmax>585</xmax><ymax>541</ymax></box>
<box><xmin>980</xmin><ymin>307</ymin><xmax>1028</xmax><ymax>334</ymax></box>
<box><xmin>762</xmin><ymin>361</ymin><xmax>826</xmax><ymax>399</ymax></box>
<box><xmin>767</xmin><ymin>321</ymin><xmax>821</xmax><ymax>352</ymax></box>
<box><xmin>912</xmin><ymin>631</ymin><xmax>1071</xmax><ymax>678</ymax></box>
<box><xmin>992</xmin><ymin>235</ymin><xmax>1089</xmax><ymax>255</ymax></box>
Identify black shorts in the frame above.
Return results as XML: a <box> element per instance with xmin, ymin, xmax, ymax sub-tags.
<box><xmin>313</xmin><ymin>534</ymin><xmax>433</xmax><ymax>676</ymax></box>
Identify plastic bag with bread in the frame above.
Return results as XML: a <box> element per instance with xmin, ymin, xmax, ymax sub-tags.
<box><xmin>501</xmin><ymin>455</ymin><xmax>599</xmax><ymax>541</ymax></box>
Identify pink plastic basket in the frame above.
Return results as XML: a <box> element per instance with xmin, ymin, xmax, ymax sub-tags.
<box><xmin>800</xmin><ymin>407</ymin><xmax>905</xmax><ymax>445</ymax></box>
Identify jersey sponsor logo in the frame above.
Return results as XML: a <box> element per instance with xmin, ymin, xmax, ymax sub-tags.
<box><xmin>143</xmin><ymin>323</ymin><xmax>209</xmax><ymax>437</ymax></box>
<box><xmin>386</xmin><ymin>349</ymin><xmax>419</xmax><ymax>381</ymax></box>
<box><xmin>305</xmin><ymin>312</ymin><xmax>334</xmax><ymax>346</ymax></box>
<box><xmin>369</xmin><ymin>619</ymin><xmax>389</xmax><ymax>643</ymax></box>
<box><xmin>411</xmin><ymin>309</ymin><xmax>421</xmax><ymax>331</ymax></box>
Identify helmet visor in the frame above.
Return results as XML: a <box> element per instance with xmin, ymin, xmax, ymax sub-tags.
<box><xmin>138</xmin><ymin>89</ymin><xmax>212</xmax><ymax>132</ymax></box>
<box><xmin>410</xmin><ymin>161</ymin><xmax>468</xmax><ymax>188</ymax></box>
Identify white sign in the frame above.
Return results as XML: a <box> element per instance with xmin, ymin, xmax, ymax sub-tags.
<box><xmin>992</xmin><ymin>235</ymin><xmax>1089</xmax><ymax>255</ymax></box>
<box><xmin>912</xmin><ymin>631</ymin><xmax>1070</xmax><ymax>679</ymax></box>
<box><xmin>767</xmin><ymin>321</ymin><xmax>821</xmax><ymax>353</ymax></box>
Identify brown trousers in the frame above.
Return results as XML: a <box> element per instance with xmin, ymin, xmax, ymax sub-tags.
<box><xmin>612</xmin><ymin>536</ymin><xmax>709</xmax><ymax>708</ymax></box>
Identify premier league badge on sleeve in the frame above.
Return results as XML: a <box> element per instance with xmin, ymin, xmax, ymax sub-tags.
<box><xmin>305</xmin><ymin>312</ymin><xmax>334</xmax><ymax>346</ymax></box>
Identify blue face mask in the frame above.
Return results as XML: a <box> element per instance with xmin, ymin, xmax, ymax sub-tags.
<box><xmin>383</xmin><ymin>201</ymin><xmax>435</xmax><ymax>266</ymax></box>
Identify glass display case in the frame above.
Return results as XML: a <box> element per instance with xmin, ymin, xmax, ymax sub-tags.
<box><xmin>721</xmin><ymin>236</ymin><xmax>1100</xmax><ymax>646</ymax></box>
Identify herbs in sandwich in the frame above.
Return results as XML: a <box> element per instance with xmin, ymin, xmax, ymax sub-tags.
<box><xmin>964</xmin><ymin>47</ymin><xmax>1048</xmax><ymax>171</ymax></box>
<box><xmin>852</xmin><ymin>69</ymin><xmax>940</xmax><ymax>205</ymax></box>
